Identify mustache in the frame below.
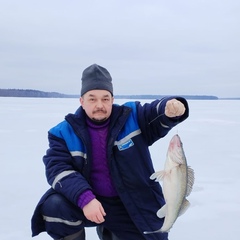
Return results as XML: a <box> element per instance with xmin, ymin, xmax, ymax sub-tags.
<box><xmin>93</xmin><ymin>109</ymin><xmax>107</xmax><ymax>114</ymax></box>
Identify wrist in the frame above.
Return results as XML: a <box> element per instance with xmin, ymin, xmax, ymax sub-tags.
<box><xmin>77</xmin><ymin>190</ymin><xmax>96</xmax><ymax>209</ymax></box>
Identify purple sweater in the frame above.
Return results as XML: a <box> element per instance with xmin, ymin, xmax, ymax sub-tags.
<box><xmin>77</xmin><ymin>118</ymin><xmax>118</xmax><ymax>209</ymax></box>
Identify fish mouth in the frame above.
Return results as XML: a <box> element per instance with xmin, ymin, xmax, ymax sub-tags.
<box><xmin>171</xmin><ymin>134</ymin><xmax>182</xmax><ymax>146</ymax></box>
<box><xmin>168</xmin><ymin>134</ymin><xmax>182</xmax><ymax>151</ymax></box>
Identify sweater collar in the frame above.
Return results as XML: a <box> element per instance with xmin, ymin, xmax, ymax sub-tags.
<box><xmin>86</xmin><ymin>117</ymin><xmax>110</xmax><ymax>129</ymax></box>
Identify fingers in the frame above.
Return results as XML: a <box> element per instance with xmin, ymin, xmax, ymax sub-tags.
<box><xmin>100</xmin><ymin>204</ymin><xmax>106</xmax><ymax>218</ymax></box>
<box><xmin>91</xmin><ymin>213</ymin><xmax>105</xmax><ymax>224</ymax></box>
<box><xmin>82</xmin><ymin>199</ymin><xmax>106</xmax><ymax>224</ymax></box>
<box><xmin>92</xmin><ymin>205</ymin><xmax>106</xmax><ymax>223</ymax></box>
<box><xmin>165</xmin><ymin>99</ymin><xmax>185</xmax><ymax>117</ymax></box>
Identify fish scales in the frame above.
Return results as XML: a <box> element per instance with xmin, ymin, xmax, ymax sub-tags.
<box><xmin>144</xmin><ymin>134</ymin><xmax>195</xmax><ymax>234</ymax></box>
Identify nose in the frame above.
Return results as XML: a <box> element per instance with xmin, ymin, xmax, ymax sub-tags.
<box><xmin>96</xmin><ymin>99</ymin><xmax>104</xmax><ymax>109</ymax></box>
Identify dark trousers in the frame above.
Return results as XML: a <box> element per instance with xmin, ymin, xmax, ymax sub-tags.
<box><xmin>41</xmin><ymin>193</ymin><xmax>149</xmax><ymax>240</ymax></box>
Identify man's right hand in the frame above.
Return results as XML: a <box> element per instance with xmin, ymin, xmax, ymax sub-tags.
<box><xmin>82</xmin><ymin>199</ymin><xmax>106</xmax><ymax>223</ymax></box>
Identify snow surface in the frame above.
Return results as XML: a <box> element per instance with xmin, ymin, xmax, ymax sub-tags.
<box><xmin>1</xmin><ymin>97</ymin><xmax>240</xmax><ymax>240</ymax></box>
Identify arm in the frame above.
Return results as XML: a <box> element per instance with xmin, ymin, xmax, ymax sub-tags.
<box><xmin>45</xmin><ymin>129</ymin><xmax>106</xmax><ymax>223</ymax></box>
<box><xmin>137</xmin><ymin>96</ymin><xmax>189</xmax><ymax>145</ymax></box>
<box><xmin>43</xmin><ymin>132</ymin><xmax>92</xmax><ymax>205</ymax></box>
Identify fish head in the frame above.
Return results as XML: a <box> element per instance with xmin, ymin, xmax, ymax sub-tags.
<box><xmin>169</xmin><ymin>134</ymin><xmax>182</xmax><ymax>150</ymax></box>
<box><xmin>167</xmin><ymin>134</ymin><xmax>186</xmax><ymax>165</ymax></box>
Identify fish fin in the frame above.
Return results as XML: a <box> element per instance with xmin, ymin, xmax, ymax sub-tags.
<box><xmin>150</xmin><ymin>170</ymin><xmax>166</xmax><ymax>182</ymax></box>
<box><xmin>178</xmin><ymin>199</ymin><xmax>190</xmax><ymax>217</ymax></box>
<box><xmin>143</xmin><ymin>229</ymin><xmax>163</xmax><ymax>234</ymax></box>
<box><xmin>186</xmin><ymin>166</ymin><xmax>195</xmax><ymax>196</ymax></box>
<box><xmin>156</xmin><ymin>204</ymin><xmax>167</xmax><ymax>218</ymax></box>
<box><xmin>171</xmin><ymin>155</ymin><xmax>186</xmax><ymax>165</ymax></box>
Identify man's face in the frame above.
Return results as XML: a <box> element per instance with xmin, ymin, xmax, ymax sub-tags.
<box><xmin>80</xmin><ymin>90</ymin><xmax>114</xmax><ymax>122</ymax></box>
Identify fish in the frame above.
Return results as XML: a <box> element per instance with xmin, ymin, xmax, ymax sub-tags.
<box><xmin>144</xmin><ymin>134</ymin><xmax>194</xmax><ymax>234</ymax></box>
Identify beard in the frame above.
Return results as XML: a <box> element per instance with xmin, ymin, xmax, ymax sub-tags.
<box><xmin>91</xmin><ymin>110</ymin><xmax>108</xmax><ymax>122</ymax></box>
<box><xmin>91</xmin><ymin>117</ymin><xmax>107</xmax><ymax>122</ymax></box>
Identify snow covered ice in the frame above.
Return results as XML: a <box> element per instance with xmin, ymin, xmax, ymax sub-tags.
<box><xmin>1</xmin><ymin>97</ymin><xmax>240</xmax><ymax>240</ymax></box>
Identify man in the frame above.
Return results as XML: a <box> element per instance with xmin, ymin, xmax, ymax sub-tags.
<box><xmin>31</xmin><ymin>64</ymin><xmax>189</xmax><ymax>240</ymax></box>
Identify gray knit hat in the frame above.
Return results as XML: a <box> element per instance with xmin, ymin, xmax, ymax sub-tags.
<box><xmin>81</xmin><ymin>64</ymin><xmax>113</xmax><ymax>96</ymax></box>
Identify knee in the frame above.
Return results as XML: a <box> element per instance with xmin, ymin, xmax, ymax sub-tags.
<box><xmin>41</xmin><ymin>193</ymin><xmax>66</xmax><ymax>215</ymax></box>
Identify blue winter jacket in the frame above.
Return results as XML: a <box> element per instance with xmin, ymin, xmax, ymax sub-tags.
<box><xmin>31</xmin><ymin>97</ymin><xmax>189</xmax><ymax>238</ymax></box>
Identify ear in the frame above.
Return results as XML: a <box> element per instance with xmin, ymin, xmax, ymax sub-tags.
<box><xmin>80</xmin><ymin>97</ymin><xmax>83</xmax><ymax>106</ymax></box>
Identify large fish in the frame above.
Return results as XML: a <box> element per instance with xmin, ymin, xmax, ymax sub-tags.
<box><xmin>144</xmin><ymin>134</ymin><xmax>194</xmax><ymax>234</ymax></box>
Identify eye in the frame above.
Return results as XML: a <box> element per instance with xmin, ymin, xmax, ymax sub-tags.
<box><xmin>103</xmin><ymin>98</ymin><xmax>108</xmax><ymax>101</ymax></box>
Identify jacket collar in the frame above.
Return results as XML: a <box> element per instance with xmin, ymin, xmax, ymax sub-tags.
<box><xmin>65</xmin><ymin>104</ymin><xmax>132</xmax><ymax>140</ymax></box>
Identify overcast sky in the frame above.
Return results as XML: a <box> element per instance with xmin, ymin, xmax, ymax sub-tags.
<box><xmin>1</xmin><ymin>0</ymin><xmax>240</xmax><ymax>97</ymax></box>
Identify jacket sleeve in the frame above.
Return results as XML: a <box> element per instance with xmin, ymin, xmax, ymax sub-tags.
<box><xmin>137</xmin><ymin>96</ymin><xmax>189</xmax><ymax>145</ymax></box>
<box><xmin>43</xmin><ymin>131</ymin><xmax>92</xmax><ymax>206</ymax></box>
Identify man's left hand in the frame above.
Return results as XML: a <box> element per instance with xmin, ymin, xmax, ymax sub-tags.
<box><xmin>165</xmin><ymin>99</ymin><xmax>185</xmax><ymax>118</ymax></box>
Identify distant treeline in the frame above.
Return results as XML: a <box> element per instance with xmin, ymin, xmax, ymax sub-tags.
<box><xmin>0</xmin><ymin>88</ymin><xmax>219</xmax><ymax>100</ymax></box>
<box><xmin>116</xmin><ymin>94</ymin><xmax>218</xmax><ymax>100</ymax></box>
<box><xmin>0</xmin><ymin>89</ymin><xmax>73</xmax><ymax>98</ymax></box>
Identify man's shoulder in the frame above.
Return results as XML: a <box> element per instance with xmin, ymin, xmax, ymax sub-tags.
<box><xmin>113</xmin><ymin>101</ymin><xmax>137</xmax><ymax>109</ymax></box>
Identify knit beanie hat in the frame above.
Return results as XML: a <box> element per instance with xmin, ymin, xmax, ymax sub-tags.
<box><xmin>81</xmin><ymin>64</ymin><xmax>113</xmax><ymax>96</ymax></box>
